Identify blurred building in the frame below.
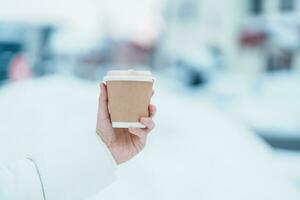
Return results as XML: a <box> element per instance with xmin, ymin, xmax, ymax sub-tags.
<box><xmin>161</xmin><ymin>0</ymin><xmax>300</xmax><ymax>74</ymax></box>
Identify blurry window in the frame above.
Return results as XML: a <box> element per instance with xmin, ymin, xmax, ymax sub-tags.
<box><xmin>164</xmin><ymin>1</ymin><xmax>175</xmax><ymax>22</ymax></box>
<box><xmin>250</xmin><ymin>0</ymin><xmax>263</xmax><ymax>15</ymax></box>
<box><xmin>280</xmin><ymin>0</ymin><xmax>294</xmax><ymax>12</ymax></box>
<box><xmin>178</xmin><ymin>1</ymin><xmax>198</xmax><ymax>22</ymax></box>
<box><xmin>0</xmin><ymin>42</ymin><xmax>22</xmax><ymax>53</ymax></box>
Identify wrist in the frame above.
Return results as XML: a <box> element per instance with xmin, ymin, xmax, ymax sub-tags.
<box><xmin>96</xmin><ymin>129</ymin><xmax>119</xmax><ymax>164</ymax></box>
<box><xmin>96</xmin><ymin>128</ymin><xmax>112</xmax><ymax>147</ymax></box>
<box><xmin>106</xmin><ymin>143</ymin><xmax>122</xmax><ymax>165</ymax></box>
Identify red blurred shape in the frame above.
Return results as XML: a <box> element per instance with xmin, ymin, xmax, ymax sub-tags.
<box><xmin>8</xmin><ymin>54</ymin><xmax>32</xmax><ymax>82</ymax></box>
<box><xmin>240</xmin><ymin>30</ymin><xmax>267</xmax><ymax>47</ymax></box>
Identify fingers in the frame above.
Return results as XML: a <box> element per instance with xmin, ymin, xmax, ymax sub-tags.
<box><xmin>128</xmin><ymin>117</ymin><xmax>155</xmax><ymax>138</ymax></box>
<box><xmin>128</xmin><ymin>127</ymin><xmax>148</xmax><ymax>138</ymax></box>
<box><xmin>141</xmin><ymin>117</ymin><xmax>155</xmax><ymax>130</ymax></box>
<box><xmin>149</xmin><ymin>104</ymin><xmax>157</xmax><ymax>118</ymax></box>
<box><xmin>99</xmin><ymin>83</ymin><xmax>110</xmax><ymax>120</ymax></box>
<box><xmin>129</xmin><ymin>104</ymin><xmax>156</xmax><ymax>138</ymax></box>
<box><xmin>100</xmin><ymin>83</ymin><xmax>108</xmax><ymax>101</ymax></box>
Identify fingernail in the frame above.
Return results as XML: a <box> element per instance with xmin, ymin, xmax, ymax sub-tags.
<box><xmin>150</xmin><ymin>112</ymin><xmax>156</xmax><ymax>117</ymax></box>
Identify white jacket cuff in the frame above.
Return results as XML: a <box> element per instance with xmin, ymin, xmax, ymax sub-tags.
<box><xmin>29</xmin><ymin>131</ymin><xmax>117</xmax><ymax>200</ymax></box>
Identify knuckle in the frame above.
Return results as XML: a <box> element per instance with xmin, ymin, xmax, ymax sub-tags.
<box><xmin>148</xmin><ymin>122</ymin><xmax>155</xmax><ymax>130</ymax></box>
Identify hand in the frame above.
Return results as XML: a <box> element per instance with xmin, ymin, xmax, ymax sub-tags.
<box><xmin>96</xmin><ymin>83</ymin><xmax>156</xmax><ymax>164</ymax></box>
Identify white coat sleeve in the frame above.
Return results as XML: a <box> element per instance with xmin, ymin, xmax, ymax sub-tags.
<box><xmin>0</xmin><ymin>131</ymin><xmax>117</xmax><ymax>200</ymax></box>
<box><xmin>0</xmin><ymin>159</ymin><xmax>45</xmax><ymax>200</ymax></box>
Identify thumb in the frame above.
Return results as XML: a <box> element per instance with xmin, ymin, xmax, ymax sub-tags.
<box><xmin>98</xmin><ymin>83</ymin><xmax>110</xmax><ymax>120</ymax></box>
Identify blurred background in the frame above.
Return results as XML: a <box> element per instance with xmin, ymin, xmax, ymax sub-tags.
<box><xmin>1</xmin><ymin>0</ymin><xmax>300</xmax><ymax>199</ymax></box>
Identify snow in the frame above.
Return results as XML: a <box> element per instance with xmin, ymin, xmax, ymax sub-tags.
<box><xmin>0</xmin><ymin>75</ymin><xmax>299</xmax><ymax>199</ymax></box>
<box><xmin>274</xmin><ymin>149</ymin><xmax>300</xmax><ymax>182</ymax></box>
<box><xmin>206</xmin><ymin>71</ymin><xmax>300</xmax><ymax>138</ymax></box>
<box><xmin>234</xmin><ymin>72</ymin><xmax>300</xmax><ymax>137</ymax></box>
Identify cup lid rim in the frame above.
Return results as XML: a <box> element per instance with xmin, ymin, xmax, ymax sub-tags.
<box><xmin>107</xmin><ymin>70</ymin><xmax>152</xmax><ymax>76</ymax></box>
<box><xmin>103</xmin><ymin>75</ymin><xmax>154</xmax><ymax>82</ymax></box>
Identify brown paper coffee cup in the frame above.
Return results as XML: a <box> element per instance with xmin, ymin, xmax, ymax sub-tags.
<box><xmin>104</xmin><ymin>70</ymin><xmax>154</xmax><ymax>128</ymax></box>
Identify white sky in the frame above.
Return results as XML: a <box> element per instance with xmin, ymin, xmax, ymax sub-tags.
<box><xmin>0</xmin><ymin>0</ymin><xmax>165</xmax><ymax>52</ymax></box>
<box><xmin>0</xmin><ymin>0</ymin><xmax>164</xmax><ymax>39</ymax></box>
<box><xmin>0</xmin><ymin>0</ymin><xmax>163</xmax><ymax>52</ymax></box>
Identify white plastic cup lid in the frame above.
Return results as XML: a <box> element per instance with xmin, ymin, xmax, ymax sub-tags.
<box><xmin>103</xmin><ymin>69</ymin><xmax>154</xmax><ymax>82</ymax></box>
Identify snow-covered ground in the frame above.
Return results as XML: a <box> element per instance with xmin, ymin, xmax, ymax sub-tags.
<box><xmin>206</xmin><ymin>70</ymin><xmax>300</xmax><ymax>138</ymax></box>
<box><xmin>0</xmin><ymin>75</ymin><xmax>300</xmax><ymax>199</ymax></box>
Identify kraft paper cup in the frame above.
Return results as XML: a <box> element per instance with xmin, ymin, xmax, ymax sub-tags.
<box><xmin>103</xmin><ymin>70</ymin><xmax>154</xmax><ymax>128</ymax></box>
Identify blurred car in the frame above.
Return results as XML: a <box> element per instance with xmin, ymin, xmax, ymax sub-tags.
<box><xmin>0</xmin><ymin>22</ymin><xmax>55</xmax><ymax>83</ymax></box>
<box><xmin>173</xmin><ymin>47</ymin><xmax>216</xmax><ymax>86</ymax></box>
<box><xmin>155</xmin><ymin>37</ymin><xmax>220</xmax><ymax>87</ymax></box>
<box><xmin>0</xmin><ymin>41</ymin><xmax>32</xmax><ymax>84</ymax></box>
<box><xmin>0</xmin><ymin>42</ymin><xmax>19</xmax><ymax>82</ymax></box>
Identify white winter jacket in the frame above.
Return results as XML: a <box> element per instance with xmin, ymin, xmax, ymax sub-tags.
<box><xmin>0</xmin><ymin>131</ymin><xmax>116</xmax><ymax>200</ymax></box>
